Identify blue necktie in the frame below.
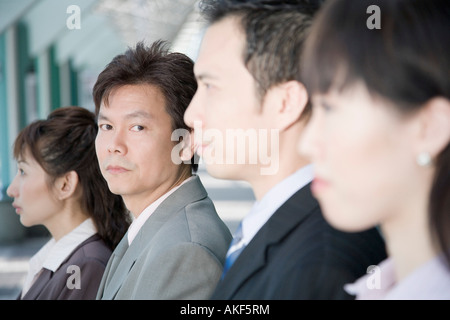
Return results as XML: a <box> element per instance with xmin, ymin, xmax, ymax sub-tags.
<box><xmin>221</xmin><ymin>223</ymin><xmax>245</xmax><ymax>279</ymax></box>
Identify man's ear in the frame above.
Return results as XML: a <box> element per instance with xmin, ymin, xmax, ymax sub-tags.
<box><xmin>263</xmin><ymin>80</ymin><xmax>309</xmax><ymax>131</ymax></box>
<box><xmin>414</xmin><ymin>97</ymin><xmax>450</xmax><ymax>161</ymax></box>
<box><xmin>180</xmin><ymin>129</ymin><xmax>195</xmax><ymax>162</ymax></box>
<box><xmin>54</xmin><ymin>171</ymin><xmax>79</xmax><ymax>200</ymax></box>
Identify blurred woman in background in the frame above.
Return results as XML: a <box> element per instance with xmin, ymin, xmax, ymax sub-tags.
<box><xmin>300</xmin><ymin>0</ymin><xmax>450</xmax><ymax>299</ymax></box>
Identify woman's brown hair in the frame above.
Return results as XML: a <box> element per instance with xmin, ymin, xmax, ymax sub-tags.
<box><xmin>301</xmin><ymin>0</ymin><xmax>450</xmax><ymax>266</ymax></box>
<box><xmin>13</xmin><ymin>106</ymin><xmax>131</xmax><ymax>249</ymax></box>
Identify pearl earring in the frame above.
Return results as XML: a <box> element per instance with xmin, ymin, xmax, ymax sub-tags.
<box><xmin>416</xmin><ymin>152</ymin><xmax>432</xmax><ymax>167</ymax></box>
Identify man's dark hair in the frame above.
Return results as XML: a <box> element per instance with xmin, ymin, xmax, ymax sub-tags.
<box><xmin>93</xmin><ymin>40</ymin><xmax>198</xmax><ymax>172</ymax></box>
<box><xmin>200</xmin><ymin>0</ymin><xmax>326</xmax><ymax>118</ymax></box>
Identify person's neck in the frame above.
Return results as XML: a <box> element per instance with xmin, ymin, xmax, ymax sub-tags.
<box><xmin>249</xmin><ymin>155</ymin><xmax>310</xmax><ymax>201</ymax></box>
<box><xmin>381</xmin><ymin>201</ymin><xmax>438</xmax><ymax>282</ymax></box>
<box><xmin>248</xmin><ymin>121</ymin><xmax>310</xmax><ymax>200</ymax></box>
<box><xmin>45</xmin><ymin>202</ymin><xmax>90</xmax><ymax>241</ymax></box>
<box><xmin>125</xmin><ymin>171</ymin><xmax>192</xmax><ymax>219</ymax></box>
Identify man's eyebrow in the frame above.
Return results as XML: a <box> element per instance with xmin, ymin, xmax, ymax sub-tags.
<box><xmin>124</xmin><ymin>110</ymin><xmax>153</xmax><ymax>120</ymax></box>
<box><xmin>195</xmin><ymin>72</ymin><xmax>218</xmax><ymax>82</ymax></box>
<box><xmin>97</xmin><ymin>113</ymin><xmax>109</xmax><ymax>122</ymax></box>
<box><xmin>97</xmin><ymin>110</ymin><xmax>153</xmax><ymax>122</ymax></box>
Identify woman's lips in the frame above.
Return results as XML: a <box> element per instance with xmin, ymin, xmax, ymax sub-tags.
<box><xmin>311</xmin><ymin>177</ymin><xmax>330</xmax><ymax>194</ymax></box>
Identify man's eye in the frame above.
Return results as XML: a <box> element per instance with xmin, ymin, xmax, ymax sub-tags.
<box><xmin>131</xmin><ymin>125</ymin><xmax>144</xmax><ymax>132</ymax></box>
<box><xmin>99</xmin><ymin>124</ymin><xmax>113</xmax><ymax>130</ymax></box>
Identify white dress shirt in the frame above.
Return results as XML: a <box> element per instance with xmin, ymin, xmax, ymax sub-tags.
<box><xmin>344</xmin><ymin>256</ymin><xmax>450</xmax><ymax>299</ymax></box>
<box><xmin>21</xmin><ymin>218</ymin><xmax>97</xmax><ymax>297</ymax></box>
<box><xmin>127</xmin><ymin>176</ymin><xmax>195</xmax><ymax>245</ymax></box>
<box><xmin>237</xmin><ymin>164</ymin><xmax>314</xmax><ymax>248</ymax></box>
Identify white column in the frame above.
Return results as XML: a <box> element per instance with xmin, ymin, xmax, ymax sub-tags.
<box><xmin>36</xmin><ymin>48</ymin><xmax>51</xmax><ymax>119</ymax></box>
<box><xmin>5</xmin><ymin>26</ymin><xmax>20</xmax><ymax>183</ymax></box>
<box><xmin>59</xmin><ymin>60</ymin><xmax>72</xmax><ymax>107</ymax></box>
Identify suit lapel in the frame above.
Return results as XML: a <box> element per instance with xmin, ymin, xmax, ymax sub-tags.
<box><xmin>136</xmin><ymin>175</ymin><xmax>208</xmax><ymax>246</ymax></box>
<box><xmin>106</xmin><ymin>235</ymin><xmax>129</xmax><ymax>279</ymax></box>
<box><xmin>101</xmin><ymin>176</ymin><xmax>208</xmax><ymax>299</ymax></box>
<box><xmin>102</xmin><ymin>208</ymin><xmax>176</xmax><ymax>299</ymax></box>
<box><xmin>100</xmin><ymin>234</ymin><xmax>129</xmax><ymax>299</ymax></box>
<box><xmin>216</xmin><ymin>183</ymin><xmax>319</xmax><ymax>298</ymax></box>
<box><xmin>20</xmin><ymin>269</ymin><xmax>52</xmax><ymax>300</ymax></box>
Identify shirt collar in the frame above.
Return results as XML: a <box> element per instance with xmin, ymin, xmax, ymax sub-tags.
<box><xmin>127</xmin><ymin>176</ymin><xmax>195</xmax><ymax>245</ymax></box>
<box><xmin>41</xmin><ymin>218</ymin><xmax>97</xmax><ymax>272</ymax></box>
<box><xmin>21</xmin><ymin>218</ymin><xmax>96</xmax><ymax>297</ymax></box>
<box><xmin>344</xmin><ymin>255</ymin><xmax>450</xmax><ymax>299</ymax></box>
<box><xmin>240</xmin><ymin>164</ymin><xmax>314</xmax><ymax>245</ymax></box>
<box><xmin>344</xmin><ymin>257</ymin><xmax>395</xmax><ymax>299</ymax></box>
<box><xmin>27</xmin><ymin>218</ymin><xmax>97</xmax><ymax>275</ymax></box>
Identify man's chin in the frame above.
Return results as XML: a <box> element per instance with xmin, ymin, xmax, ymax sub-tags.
<box><xmin>205</xmin><ymin>163</ymin><xmax>241</xmax><ymax>181</ymax></box>
<box><xmin>106</xmin><ymin>184</ymin><xmax>128</xmax><ymax>197</ymax></box>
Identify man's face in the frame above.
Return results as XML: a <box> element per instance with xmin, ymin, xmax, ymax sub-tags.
<box><xmin>184</xmin><ymin>16</ymin><xmax>271</xmax><ymax>181</ymax></box>
<box><xmin>96</xmin><ymin>84</ymin><xmax>181</xmax><ymax>215</ymax></box>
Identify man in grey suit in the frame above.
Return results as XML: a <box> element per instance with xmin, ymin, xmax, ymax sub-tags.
<box><xmin>93</xmin><ymin>41</ymin><xmax>232</xmax><ymax>299</ymax></box>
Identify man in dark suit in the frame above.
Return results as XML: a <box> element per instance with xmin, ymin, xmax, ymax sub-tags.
<box><xmin>184</xmin><ymin>0</ymin><xmax>387</xmax><ymax>299</ymax></box>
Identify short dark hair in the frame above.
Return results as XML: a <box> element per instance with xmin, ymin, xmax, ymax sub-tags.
<box><xmin>13</xmin><ymin>106</ymin><xmax>131</xmax><ymax>249</ymax></box>
<box><xmin>200</xmin><ymin>0</ymin><xmax>325</xmax><ymax>118</ymax></box>
<box><xmin>301</xmin><ymin>0</ymin><xmax>450</xmax><ymax>267</ymax></box>
<box><xmin>93</xmin><ymin>40</ymin><xmax>199</xmax><ymax>172</ymax></box>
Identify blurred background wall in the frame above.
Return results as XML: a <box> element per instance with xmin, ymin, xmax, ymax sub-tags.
<box><xmin>0</xmin><ymin>1</ymin><xmax>255</xmax><ymax>299</ymax></box>
<box><xmin>0</xmin><ymin>0</ymin><xmax>208</xmax><ymax>241</ymax></box>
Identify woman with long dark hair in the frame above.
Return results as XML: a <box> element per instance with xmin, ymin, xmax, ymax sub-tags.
<box><xmin>7</xmin><ymin>106</ymin><xmax>131</xmax><ymax>299</ymax></box>
<box><xmin>300</xmin><ymin>0</ymin><xmax>450</xmax><ymax>299</ymax></box>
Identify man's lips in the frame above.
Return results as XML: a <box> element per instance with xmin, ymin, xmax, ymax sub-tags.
<box><xmin>195</xmin><ymin>142</ymin><xmax>212</xmax><ymax>156</ymax></box>
<box><xmin>12</xmin><ymin>203</ymin><xmax>22</xmax><ymax>214</ymax></box>
<box><xmin>106</xmin><ymin>165</ymin><xmax>130</xmax><ymax>174</ymax></box>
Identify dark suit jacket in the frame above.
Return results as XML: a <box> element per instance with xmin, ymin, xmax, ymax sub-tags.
<box><xmin>211</xmin><ymin>183</ymin><xmax>387</xmax><ymax>300</ymax></box>
<box><xmin>19</xmin><ymin>234</ymin><xmax>112</xmax><ymax>300</ymax></box>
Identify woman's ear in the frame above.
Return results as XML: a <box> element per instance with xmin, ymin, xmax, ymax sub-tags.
<box><xmin>415</xmin><ymin>97</ymin><xmax>450</xmax><ymax>161</ymax></box>
<box><xmin>54</xmin><ymin>171</ymin><xmax>79</xmax><ymax>200</ymax></box>
<box><xmin>263</xmin><ymin>80</ymin><xmax>309</xmax><ymax>131</ymax></box>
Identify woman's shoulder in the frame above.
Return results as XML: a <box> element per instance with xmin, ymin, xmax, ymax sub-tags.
<box><xmin>65</xmin><ymin>234</ymin><xmax>112</xmax><ymax>267</ymax></box>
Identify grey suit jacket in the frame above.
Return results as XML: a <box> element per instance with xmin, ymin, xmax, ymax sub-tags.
<box><xmin>96</xmin><ymin>175</ymin><xmax>232</xmax><ymax>300</ymax></box>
